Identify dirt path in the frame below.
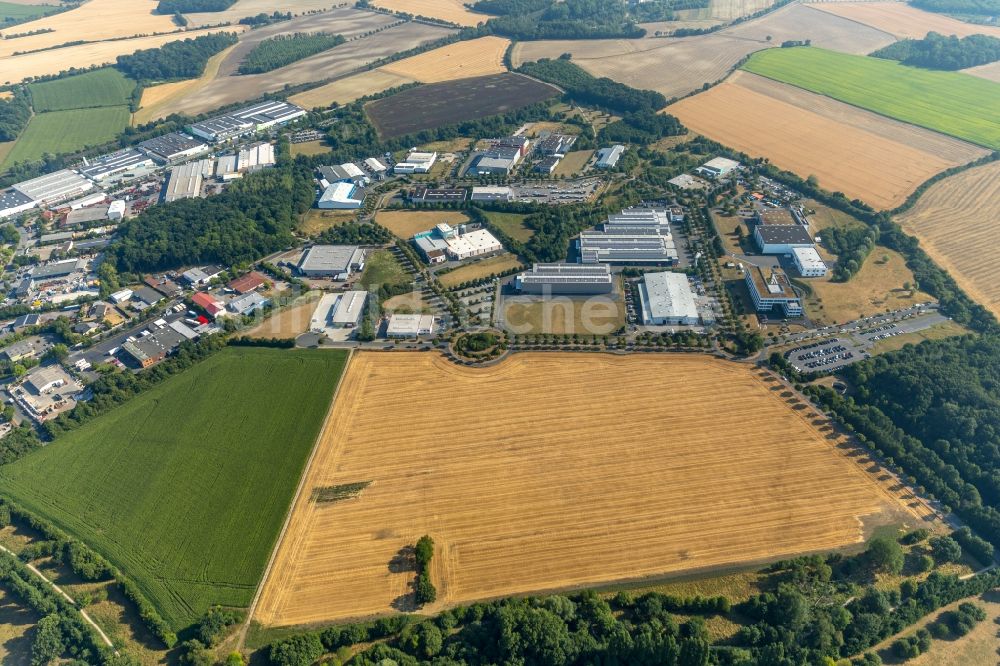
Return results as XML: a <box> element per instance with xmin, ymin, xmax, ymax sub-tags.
<box><xmin>0</xmin><ymin>543</ymin><xmax>117</xmax><ymax>653</ymax></box>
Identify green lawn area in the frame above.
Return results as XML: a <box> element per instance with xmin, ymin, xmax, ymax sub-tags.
<box><xmin>0</xmin><ymin>1</ymin><xmax>59</xmax><ymax>26</ymax></box>
<box><xmin>28</xmin><ymin>68</ymin><xmax>136</xmax><ymax>112</ymax></box>
<box><xmin>1</xmin><ymin>106</ymin><xmax>130</xmax><ymax>169</ymax></box>
<box><xmin>484</xmin><ymin>211</ymin><xmax>534</xmax><ymax>243</ymax></box>
<box><xmin>0</xmin><ymin>347</ymin><xmax>349</xmax><ymax>631</ymax></box>
<box><xmin>359</xmin><ymin>249</ymin><xmax>410</xmax><ymax>296</ymax></box>
<box><xmin>742</xmin><ymin>47</ymin><xmax>1000</xmax><ymax>149</ymax></box>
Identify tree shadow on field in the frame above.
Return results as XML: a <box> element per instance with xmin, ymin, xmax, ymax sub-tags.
<box><xmin>388</xmin><ymin>545</ymin><xmax>415</xmax><ymax>574</ymax></box>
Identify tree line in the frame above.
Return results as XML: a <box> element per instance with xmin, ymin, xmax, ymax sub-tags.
<box><xmin>911</xmin><ymin>0</ymin><xmax>1000</xmax><ymax>16</ymax></box>
<box><xmin>237</xmin><ymin>32</ymin><xmax>346</xmax><ymax>75</ymax></box>
<box><xmin>475</xmin><ymin>0</ymin><xmax>646</xmax><ymax>40</ymax></box>
<box><xmin>155</xmin><ymin>0</ymin><xmax>236</xmax><ymax>14</ymax></box>
<box><xmin>115</xmin><ymin>32</ymin><xmax>239</xmax><ymax>81</ymax></box>
<box><xmin>0</xmin><ymin>90</ymin><xmax>30</xmax><ymax>142</ymax></box>
<box><xmin>517</xmin><ymin>56</ymin><xmax>668</xmax><ymax>114</ymax></box>
<box><xmin>871</xmin><ymin>32</ymin><xmax>1000</xmax><ymax>70</ymax></box>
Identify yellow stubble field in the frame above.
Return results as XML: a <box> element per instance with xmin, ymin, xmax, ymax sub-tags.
<box><xmin>254</xmin><ymin>352</ymin><xmax>932</xmax><ymax>626</ymax></box>
<box><xmin>809</xmin><ymin>1</ymin><xmax>1000</xmax><ymax>39</ymax></box>
<box><xmin>381</xmin><ymin>36</ymin><xmax>510</xmax><ymax>83</ymax></box>
<box><xmin>896</xmin><ymin>160</ymin><xmax>1000</xmax><ymax>319</ymax></box>
<box><xmin>668</xmin><ymin>72</ymin><xmax>988</xmax><ymax>209</ymax></box>
<box><xmin>376</xmin><ymin>210</ymin><xmax>470</xmax><ymax>239</ymax></box>
<box><xmin>289</xmin><ymin>69</ymin><xmax>415</xmax><ymax>109</ymax></box>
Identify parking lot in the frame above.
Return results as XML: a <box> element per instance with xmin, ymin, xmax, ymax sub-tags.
<box><xmin>784</xmin><ymin>309</ymin><xmax>951</xmax><ymax>372</ymax></box>
<box><xmin>511</xmin><ymin>178</ymin><xmax>602</xmax><ymax>204</ymax></box>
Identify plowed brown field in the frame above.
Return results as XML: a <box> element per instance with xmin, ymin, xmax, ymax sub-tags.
<box><xmin>370</xmin><ymin>0</ymin><xmax>485</xmax><ymax>26</ymax></box>
<box><xmin>668</xmin><ymin>72</ymin><xmax>987</xmax><ymax>209</ymax></box>
<box><xmin>511</xmin><ymin>4</ymin><xmax>893</xmax><ymax>100</ymax></box>
<box><xmin>255</xmin><ymin>352</ymin><xmax>930</xmax><ymax>626</ymax></box>
<box><xmin>897</xmin><ymin>160</ymin><xmax>1000</xmax><ymax>318</ymax></box>
<box><xmin>809</xmin><ymin>1</ymin><xmax>1000</xmax><ymax>39</ymax></box>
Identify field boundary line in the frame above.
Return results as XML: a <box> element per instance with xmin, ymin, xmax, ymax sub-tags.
<box><xmin>238</xmin><ymin>347</ymin><xmax>354</xmax><ymax>649</ymax></box>
<box><xmin>0</xmin><ymin>543</ymin><xmax>118</xmax><ymax>654</ymax></box>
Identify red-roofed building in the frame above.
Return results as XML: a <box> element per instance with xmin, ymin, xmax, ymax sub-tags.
<box><xmin>228</xmin><ymin>271</ymin><xmax>268</xmax><ymax>294</ymax></box>
<box><xmin>191</xmin><ymin>292</ymin><xmax>225</xmax><ymax>319</ymax></box>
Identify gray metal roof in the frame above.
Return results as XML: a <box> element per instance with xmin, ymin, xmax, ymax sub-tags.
<box><xmin>755</xmin><ymin>224</ymin><xmax>813</xmax><ymax>245</ymax></box>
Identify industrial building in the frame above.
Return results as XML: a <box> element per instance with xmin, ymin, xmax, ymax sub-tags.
<box><xmin>412</xmin><ymin>223</ymin><xmax>502</xmax><ymax>262</ymax></box>
<box><xmin>297</xmin><ymin>245</ymin><xmax>366</xmax><ymax>279</ymax></box>
<box><xmin>228</xmin><ymin>271</ymin><xmax>267</xmax><ymax>294</ymax></box>
<box><xmin>792</xmin><ymin>246</ymin><xmax>828</xmax><ymax>277</ymax></box>
<box><xmin>495</xmin><ymin>136</ymin><xmax>530</xmax><ymax>155</ymax></box>
<box><xmin>410</xmin><ymin>187</ymin><xmax>466</xmax><ymax>203</ymax></box>
<box><xmin>473</xmin><ymin>146</ymin><xmax>521</xmax><ymax>175</ymax></box>
<box><xmin>138</xmin><ymin>132</ymin><xmax>208</xmax><ymax>163</ymax></box>
<box><xmin>754</xmin><ymin>224</ymin><xmax>814</xmax><ymax>254</ymax></box>
<box><xmin>310</xmin><ymin>291</ymin><xmax>367</xmax><ymax>330</ymax></box>
<box><xmin>228</xmin><ymin>291</ymin><xmax>269</xmax><ymax>315</ymax></box>
<box><xmin>667</xmin><ymin>174</ymin><xmax>707</xmax><ymax>190</ymax></box>
<box><xmin>188</xmin><ymin>101</ymin><xmax>306</xmax><ymax>142</ymax></box>
<box><xmin>317</xmin><ymin>181</ymin><xmax>364</xmax><ymax>209</ymax></box>
<box><xmin>1</xmin><ymin>339</ymin><xmax>44</xmax><ymax>363</ymax></box>
<box><xmin>13</xmin><ymin>170</ymin><xmax>94</xmax><ymax>207</ymax></box>
<box><xmin>744</xmin><ymin>265</ymin><xmax>802</xmax><ymax>317</ymax></box>
<box><xmin>64</xmin><ymin>204</ymin><xmax>111</xmax><ymax>226</ymax></box>
<box><xmin>164</xmin><ymin>159</ymin><xmax>214</xmax><ymax>202</ymax></box>
<box><xmin>393</xmin><ymin>151</ymin><xmax>436</xmax><ymax>174</ymax></box>
<box><xmin>11</xmin><ymin>365</ymin><xmax>81</xmax><ymax>421</ymax></box>
<box><xmin>192</xmin><ymin>291</ymin><xmax>226</xmax><ymax>319</ymax></box>
<box><xmin>386</xmin><ymin>313</ymin><xmax>435</xmax><ymax>338</ymax></box>
<box><xmin>119</xmin><ymin>322</ymin><xmax>194</xmax><ymax>368</ymax></box>
<box><xmin>31</xmin><ymin>258</ymin><xmax>84</xmax><ymax>283</ymax></box>
<box><xmin>470</xmin><ymin>186</ymin><xmax>512</xmax><ymax>202</ymax></box>
<box><xmin>216</xmin><ymin>142</ymin><xmax>276</xmax><ymax>178</ymax></box>
<box><xmin>755</xmin><ymin>207</ymin><xmax>798</xmax><ymax>226</ymax></box>
<box><xmin>364</xmin><ymin>157</ymin><xmax>388</xmax><ymax>176</ymax></box>
<box><xmin>108</xmin><ymin>200</ymin><xmax>126</xmax><ymax>220</ymax></box>
<box><xmin>696</xmin><ymin>156</ymin><xmax>740</xmax><ymax>178</ymax></box>
<box><xmin>78</xmin><ymin>149</ymin><xmax>154</xmax><ymax>183</ymax></box>
<box><xmin>595</xmin><ymin>145</ymin><xmax>624</xmax><ymax>169</ymax></box>
<box><xmin>534</xmin><ymin>156</ymin><xmax>560</xmax><ymax>174</ymax></box>
<box><xmin>515</xmin><ymin>263</ymin><xmax>614</xmax><ymax>295</ymax></box>
<box><xmin>536</xmin><ymin>133</ymin><xmax>576</xmax><ymax>156</ymax></box>
<box><xmin>639</xmin><ymin>271</ymin><xmax>699</xmax><ymax>325</ymax></box>
<box><xmin>318</xmin><ymin>163</ymin><xmax>366</xmax><ymax>185</ymax></box>
<box><xmin>0</xmin><ymin>188</ymin><xmax>35</xmax><ymax>219</ymax></box>
<box><xmin>578</xmin><ymin>209</ymin><xmax>678</xmax><ymax>265</ymax></box>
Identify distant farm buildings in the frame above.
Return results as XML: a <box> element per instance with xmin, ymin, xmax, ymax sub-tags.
<box><xmin>515</xmin><ymin>263</ymin><xmax>614</xmax><ymax>295</ymax></box>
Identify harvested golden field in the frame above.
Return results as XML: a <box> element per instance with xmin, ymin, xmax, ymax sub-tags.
<box><xmin>809</xmin><ymin>1</ymin><xmax>1000</xmax><ymax>39</ymax></box>
<box><xmin>897</xmin><ymin>160</ymin><xmax>1000</xmax><ymax>318</ymax></box>
<box><xmin>289</xmin><ymin>70</ymin><xmax>415</xmax><ymax>109</ymax></box>
<box><xmin>438</xmin><ymin>253</ymin><xmax>522</xmax><ymax>288</ymax></box>
<box><xmin>668</xmin><ymin>72</ymin><xmax>987</xmax><ymax>209</ymax></box>
<box><xmin>370</xmin><ymin>0</ymin><xmax>485</xmax><ymax>26</ymax></box>
<box><xmin>183</xmin><ymin>0</ymin><xmax>336</xmax><ymax>27</ymax></box>
<box><xmin>554</xmin><ymin>149</ymin><xmax>593</xmax><ymax>176</ymax></box>
<box><xmin>0</xmin><ymin>26</ymin><xmax>240</xmax><ymax>84</ymax></box>
<box><xmin>964</xmin><ymin>60</ymin><xmax>1000</xmax><ymax>83</ymax></box>
<box><xmin>381</xmin><ymin>36</ymin><xmax>510</xmax><ymax>83</ymax></box>
<box><xmin>502</xmin><ymin>296</ymin><xmax>625</xmax><ymax>335</ymax></box>
<box><xmin>255</xmin><ymin>352</ymin><xmax>931</xmax><ymax>626</ymax></box>
<box><xmin>512</xmin><ymin>4</ymin><xmax>893</xmax><ymax>100</ymax></box>
<box><xmin>376</xmin><ymin>210</ymin><xmax>469</xmax><ymax>239</ymax></box>
<box><xmin>0</xmin><ymin>0</ymin><xmax>175</xmax><ymax>58</ymax></box>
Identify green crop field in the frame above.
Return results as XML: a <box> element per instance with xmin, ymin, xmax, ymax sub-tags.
<box><xmin>28</xmin><ymin>68</ymin><xmax>136</xmax><ymax>112</ymax></box>
<box><xmin>741</xmin><ymin>47</ymin><xmax>1000</xmax><ymax>150</ymax></box>
<box><xmin>0</xmin><ymin>347</ymin><xmax>349</xmax><ymax>630</ymax></box>
<box><xmin>1</xmin><ymin>106</ymin><xmax>129</xmax><ymax>169</ymax></box>
<box><xmin>0</xmin><ymin>1</ymin><xmax>59</xmax><ymax>26</ymax></box>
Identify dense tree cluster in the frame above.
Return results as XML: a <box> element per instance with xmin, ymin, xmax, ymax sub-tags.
<box><xmin>115</xmin><ymin>32</ymin><xmax>238</xmax><ymax>81</ymax></box>
<box><xmin>822</xmin><ymin>223</ymin><xmax>878</xmax><ymax>281</ymax></box>
<box><xmin>518</xmin><ymin>57</ymin><xmax>667</xmax><ymax>113</ymax></box>
<box><xmin>238</xmin><ymin>10</ymin><xmax>291</xmax><ymax>26</ymax></box>
<box><xmin>155</xmin><ymin>0</ymin><xmax>236</xmax><ymax>14</ymax></box>
<box><xmin>107</xmin><ymin>165</ymin><xmax>313</xmax><ymax>274</ymax></box>
<box><xmin>237</xmin><ymin>32</ymin><xmax>346</xmax><ymax>75</ymax></box>
<box><xmin>471</xmin><ymin>0</ymin><xmax>550</xmax><ymax>15</ymax></box>
<box><xmin>911</xmin><ymin>0</ymin><xmax>1000</xmax><ymax>15</ymax></box>
<box><xmin>0</xmin><ymin>90</ymin><xmax>31</xmax><ymax>142</ymax></box>
<box><xmin>480</xmin><ymin>0</ymin><xmax>645</xmax><ymax>40</ymax></box>
<box><xmin>809</xmin><ymin>333</ymin><xmax>1000</xmax><ymax>549</ymax></box>
<box><xmin>413</xmin><ymin>535</ymin><xmax>436</xmax><ymax>606</ymax></box>
<box><xmin>600</xmin><ymin>110</ymin><xmax>686</xmax><ymax>144</ymax></box>
<box><xmin>872</xmin><ymin>32</ymin><xmax>1000</xmax><ymax>69</ymax></box>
